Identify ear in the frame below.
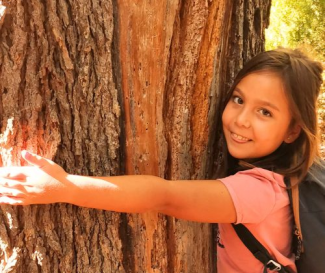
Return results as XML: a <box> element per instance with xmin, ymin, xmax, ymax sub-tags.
<box><xmin>284</xmin><ymin>124</ymin><xmax>301</xmax><ymax>144</ymax></box>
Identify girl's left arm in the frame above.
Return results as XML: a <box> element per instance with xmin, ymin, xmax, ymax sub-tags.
<box><xmin>0</xmin><ymin>151</ymin><xmax>236</xmax><ymax>224</ymax></box>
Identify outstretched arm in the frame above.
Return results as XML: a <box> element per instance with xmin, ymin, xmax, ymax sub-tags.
<box><xmin>0</xmin><ymin>151</ymin><xmax>236</xmax><ymax>223</ymax></box>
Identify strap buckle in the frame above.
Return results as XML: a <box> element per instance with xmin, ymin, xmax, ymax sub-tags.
<box><xmin>266</xmin><ymin>260</ymin><xmax>282</xmax><ymax>271</ymax></box>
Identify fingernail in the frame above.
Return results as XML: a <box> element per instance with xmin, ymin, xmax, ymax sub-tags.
<box><xmin>22</xmin><ymin>150</ymin><xmax>31</xmax><ymax>158</ymax></box>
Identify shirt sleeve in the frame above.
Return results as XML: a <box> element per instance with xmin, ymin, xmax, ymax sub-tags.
<box><xmin>219</xmin><ymin>168</ymin><xmax>285</xmax><ymax>224</ymax></box>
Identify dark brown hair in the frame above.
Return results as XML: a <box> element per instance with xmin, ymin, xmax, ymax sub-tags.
<box><xmin>224</xmin><ymin>48</ymin><xmax>323</xmax><ymax>183</ymax></box>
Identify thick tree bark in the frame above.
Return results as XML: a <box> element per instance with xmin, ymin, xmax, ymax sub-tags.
<box><xmin>0</xmin><ymin>1</ymin><xmax>271</xmax><ymax>272</ymax></box>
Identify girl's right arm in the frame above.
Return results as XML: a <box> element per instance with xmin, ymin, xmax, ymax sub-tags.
<box><xmin>0</xmin><ymin>151</ymin><xmax>236</xmax><ymax>224</ymax></box>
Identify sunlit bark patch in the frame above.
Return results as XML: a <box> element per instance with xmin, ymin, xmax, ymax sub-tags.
<box><xmin>0</xmin><ymin>246</ymin><xmax>19</xmax><ymax>272</ymax></box>
<box><xmin>0</xmin><ymin>1</ymin><xmax>5</xmax><ymax>24</ymax></box>
<box><xmin>0</xmin><ymin>117</ymin><xmax>15</xmax><ymax>166</ymax></box>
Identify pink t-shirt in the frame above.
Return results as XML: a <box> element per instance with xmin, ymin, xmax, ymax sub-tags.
<box><xmin>218</xmin><ymin>168</ymin><xmax>297</xmax><ymax>273</ymax></box>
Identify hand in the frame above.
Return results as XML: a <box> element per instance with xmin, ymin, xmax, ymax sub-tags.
<box><xmin>0</xmin><ymin>151</ymin><xmax>70</xmax><ymax>205</ymax></box>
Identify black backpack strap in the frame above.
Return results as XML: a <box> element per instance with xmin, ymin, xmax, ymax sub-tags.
<box><xmin>284</xmin><ymin>177</ymin><xmax>303</xmax><ymax>259</ymax></box>
<box><xmin>233</xmin><ymin>224</ymin><xmax>290</xmax><ymax>273</ymax></box>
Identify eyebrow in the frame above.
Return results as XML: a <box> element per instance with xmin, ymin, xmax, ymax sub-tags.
<box><xmin>233</xmin><ymin>88</ymin><xmax>280</xmax><ymax>111</ymax></box>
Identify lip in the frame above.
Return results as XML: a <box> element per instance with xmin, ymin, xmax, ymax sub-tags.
<box><xmin>230</xmin><ymin>132</ymin><xmax>251</xmax><ymax>143</ymax></box>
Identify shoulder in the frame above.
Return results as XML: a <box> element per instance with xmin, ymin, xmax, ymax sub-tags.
<box><xmin>219</xmin><ymin>168</ymin><xmax>288</xmax><ymax>224</ymax></box>
<box><xmin>305</xmin><ymin>159</ymin><xmax>325</xmax><ymax>188</ymax></box>
<box><xmin>219</xmin><ymin>168</ymin><xmax>287</xmax><ymax>213</ymax></box>
<box><xmin>220</xmin><ymin>168</ymin><xmax>285</xmax><ymax>187</ymax></box>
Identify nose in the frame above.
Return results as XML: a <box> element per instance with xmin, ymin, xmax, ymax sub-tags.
<box><xmin>235</xmin><ymin>108</ymin><xmax>251</xmax><ymax>128</ymax></box>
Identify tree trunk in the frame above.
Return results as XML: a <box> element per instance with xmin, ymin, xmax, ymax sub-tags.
<box><xmin>0</xmin><ymin>0</ymin><xmax>271</xmax><ymax>272</ymax></box>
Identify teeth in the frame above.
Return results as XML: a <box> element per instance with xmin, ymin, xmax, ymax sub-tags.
<box><xmin>233</xmin><ymin>133</ymin><xmax>249</xmax><ymax>141</ymax></box>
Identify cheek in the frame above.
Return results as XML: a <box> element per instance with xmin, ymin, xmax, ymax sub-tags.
<box><xmin>258</xmin><ymin>125</ymin><xmax>287</xmax><ymax>145</ymax></box>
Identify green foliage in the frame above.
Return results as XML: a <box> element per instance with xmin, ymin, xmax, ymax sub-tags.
<box><xmin>266</xmin><ymin>0</ymin><xmax>325</xmax><ymax>61</ymax></box>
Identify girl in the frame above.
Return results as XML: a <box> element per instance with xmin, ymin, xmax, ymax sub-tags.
<box><xmin>0</xmin><ymin>48</ymin><xmax>323</xmax><ymax>272</ymax></box>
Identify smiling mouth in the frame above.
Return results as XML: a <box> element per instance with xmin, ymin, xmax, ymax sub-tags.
<box><xmin>231</xmin><ymin>132</ymin><xmax>251</xmax><ymax>142</ymax></box>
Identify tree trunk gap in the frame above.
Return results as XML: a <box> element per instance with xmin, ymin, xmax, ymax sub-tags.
<box><xmin>0</xmin><ymin>1</ymin><xmax>271</xmax><ymax>272</ymax></box>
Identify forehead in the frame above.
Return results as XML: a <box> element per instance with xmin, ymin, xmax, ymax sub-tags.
<box><xmin>235</xmin><ymin>72</ymin><xmax>289</xmax><ymax>107</ymax></box>
<box><xmin>237</xmin><ymin>71</ymin><xmax>284</xmax><ymax>89</ymax></box>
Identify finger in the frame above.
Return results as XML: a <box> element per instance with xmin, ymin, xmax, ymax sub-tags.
<box><xmin>0</xmin><ymin>167</ymin><xmax>30</xmax><ymax>178</ymax></box>
<box><xmin>0</xmin><ymin>196</ymin><xmax>23</xmax><ymax>205</ymax></box>
<box><xmin>22</xmin><ymin>150</ymin><xmax>54</xmax><ymax>168</ymax></box>
<box><xmin>0</xmin><ymin>166</ymin><xmax>32</xmax><ymax>179</ymax></box>
<box><xmin>0</xmin><ymin>178</ymin><xmax>24</xmax><ymax>187</ymax></box>
<box><xmin>0</xmin><ymin>187</ymin><xmax>25</xmax><ymax>197</ymax></box>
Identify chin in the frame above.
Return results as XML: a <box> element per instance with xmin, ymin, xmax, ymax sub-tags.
<box><xmin>228</xmin><ymin>151</ymin><xmax>250</xmax><ymax>159</ymax></box>
<box><xmin>228</xmin><ymin>150</ymin><xmax>261</xmax><ymax>160</ymax></box>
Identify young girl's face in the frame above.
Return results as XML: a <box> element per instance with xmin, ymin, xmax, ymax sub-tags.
<box><xmin>222</xmin><ymin>72</ymin><xmax>300</xmax><ymax>159</ymax></box>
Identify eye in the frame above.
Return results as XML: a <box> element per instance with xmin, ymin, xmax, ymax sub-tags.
<box><xmin>258</xmin><ymin>108</ymin><xmax>272</xmax><ymax>117</ymax></box>
<box><xmin>232</xmin><ymin>96</ymin><xmax>243</xmax><ymax>105</ymax></box>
